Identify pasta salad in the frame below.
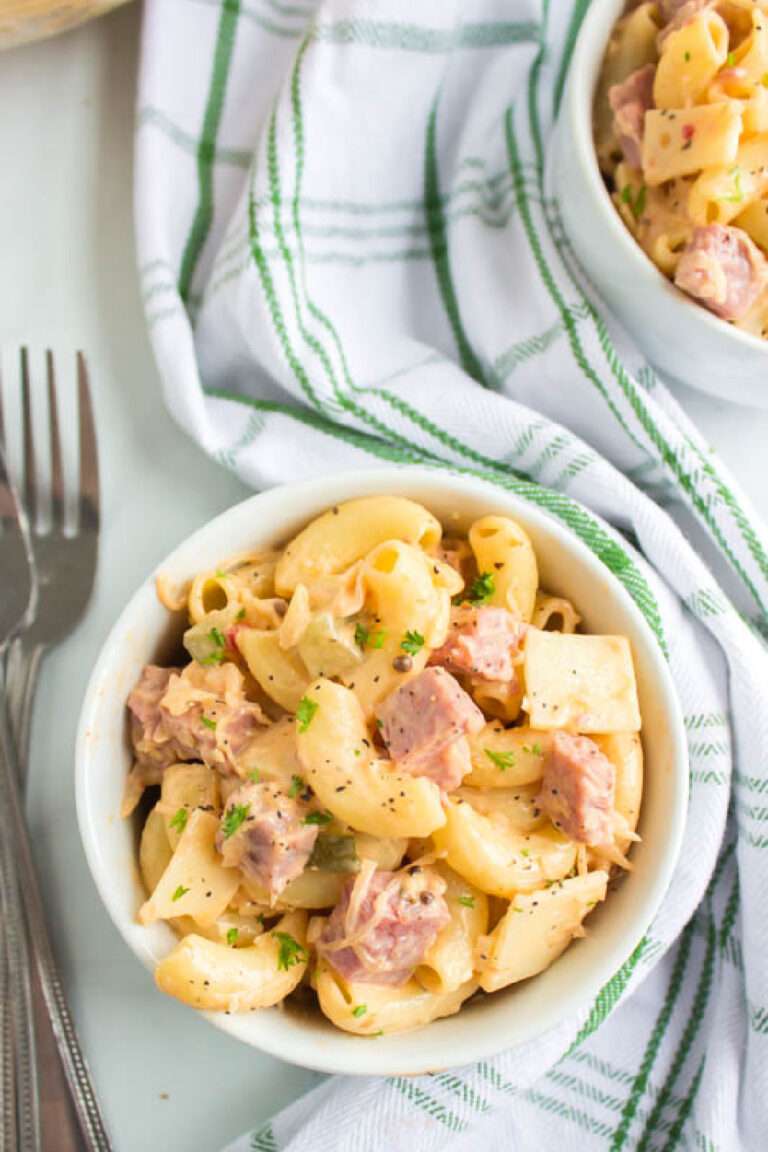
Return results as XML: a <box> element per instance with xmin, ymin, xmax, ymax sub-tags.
<box><xmin>596</xmin><ymin>0</ymin><xmax>768</xmax><ymax>337</ymax></box>
<box><xmin>125</xmin><ymin>497</ymin><xmax>643</xmax><ymax>1036</ymax></box>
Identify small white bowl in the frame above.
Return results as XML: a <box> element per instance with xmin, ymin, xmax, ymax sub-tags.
<box><xmin>76</xmin><ymin>467</ymin><xmax>687</xmax><ymax>1076</ymax></box>
<box><xmin>554</xmin><ymin>0</ymin><xmax>768</xmax><ymax>408</ymax></box>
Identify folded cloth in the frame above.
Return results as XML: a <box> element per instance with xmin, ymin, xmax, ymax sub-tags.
<box><xmin>135</xmin><ymin>2</ymin><xmax>768</xmax><ymax>1148</ymax></box>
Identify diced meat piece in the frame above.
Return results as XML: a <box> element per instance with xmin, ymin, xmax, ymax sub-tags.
<box><xmin>317</xmin><ymin>864</ymin><xmax>450</xmax><ymax>985</ymax></box>
<box><xmin>376</xmin><ymin>667</ymin><xmax>484</xmax><ymax>792</ymax></box>
<box><xmin>608</xmin><ymin>63</ymin><xmax>655</xmax><ymax>169</ymax></box>
<box><xmin>413</xmin><ymin>736</ymin><xmax>473</xmax><ymax>793</ymax></box>
<box><xmin>538</xmin><ymin>732</ymin><xmax>615</xmax><ymax>845</ymax></box>
<box><xmin>216</xmin><ymin>781</ymin><xmax>318</xmax><ymax>898</ymax></box>
<box><xmin>127</xmin><ymin>662</ymin><xmax>266</xmax><ymax>775</ymax></box>
<box><xmin>429</xmin><ymin>605</ymin><xmax>526</xmax><ymax>682</ymax></box>
<box><xmin>674</xmin><ymin>225</ymin><xmax>768</xmax><ymax>322</ymax></box>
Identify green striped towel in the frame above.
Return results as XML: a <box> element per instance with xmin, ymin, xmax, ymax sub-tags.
<box><xmin>136</xmin><ymin>1</ymin><xmax>768</xmax><ymax>1148</ymax></box>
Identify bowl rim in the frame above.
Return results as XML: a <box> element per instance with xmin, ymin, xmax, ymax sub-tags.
<box><xmin>562</xmin><ymin>0</ymin><xmax>768</xmax><ymax>357</ymax></box>
<box><xmin>75</xmin><ymin>465</ymin><xmax>689</xmax><ymax>1076</ymax></box>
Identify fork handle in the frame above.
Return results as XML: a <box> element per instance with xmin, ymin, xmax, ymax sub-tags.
<box><xmin>0</xmin><ymin>690</ymin><xmax>112</xmax><ymax>1152</ymax></box>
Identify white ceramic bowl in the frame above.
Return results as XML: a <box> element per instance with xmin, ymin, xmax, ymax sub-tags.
<box><xmin>76</xmin><ymin>467</ymin><xmax>687</xmax><ymax>1076</ymax></box>
<box><xmin>554</xmin><ymin>0</ymin><xmax>768</xmax><ymax>408</ymax></box>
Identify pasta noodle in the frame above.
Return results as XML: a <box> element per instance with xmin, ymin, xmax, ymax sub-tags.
<box><xmin>123</xmin><ymin>496</ymin><xmax>643</xmax><ymax>1035</ymax></box>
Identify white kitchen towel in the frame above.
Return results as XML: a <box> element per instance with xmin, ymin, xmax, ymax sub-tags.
<box><xmin>135</xmin><ymin>2</ymin><xmax>768</xmax><ymax>1149</ymax></box>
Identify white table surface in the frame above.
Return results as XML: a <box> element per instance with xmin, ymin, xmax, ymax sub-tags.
<box><xmin>1</xmin><ymin>6</ymin><xmax>766</xmax><ymax>1151</ymax></box>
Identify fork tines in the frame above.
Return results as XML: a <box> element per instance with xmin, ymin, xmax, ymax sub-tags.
<box><xmin>0</xmin><ymin>348</ymin><xmax>99</xmax><ymax>537</ymax></box>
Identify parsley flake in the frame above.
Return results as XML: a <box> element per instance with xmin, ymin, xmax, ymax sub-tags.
<box><xmin>248</xmin><ymin>769</ymin><xmax>260</xmax><ymax>783</ymax></box>
<box><xmin>272</xmin><ymin>931</ymin><xmax>307</xmax><ymax>972</ymax></box>
<box><xmin>201</xmin><ymin>715</ymin><xmax>217</xmax><ymax>731</ymax></box>
<box><xmin>400</xmin><ymin>630</ymin><xmax>425</xmax><ymax>656</ymax></box>
<box><xmin>200</xmin><ymin>626</ymin><xmax>227</xmax><ymax>665</ymax></box>
<box><xmin>169</xmin><ymin>807</ymin><xmax>189</xmax><ymax>834</ymax></box>
<box><xmin>221</xmin><ymin>803</ymin><xmax>250</xmax><ymax>839</ymax></box>
<box><xmin>303</xmin><ymin>809</ymin><xmax>333</xmax><ymax>826</ymax></box>
<box><xmin>297</xmin><ymin>696</ymin><xmax>319</xmax><ymax>733</ymax></box>
<box><xmin>721</xmin><ymin>167</ymin><xmax>744</xmax><ymax>204</ymax></box>
<box><xmin>684</xmin><ymin>50</ymin><xmax>691</xmax><ymax>62</ymax></box>
<box><xmin>522</xmin><ymin>742</ymin><xmax>543</xmax><ymax>757</ymax></box>
<box><xmin>352</xmin><ymin>1004</ymin><xmax>367</xmax><ymax>1018</ymax></box>
<box><xmin>457</xmin><ymin>895</ymin><xmax>475</xmax><ymax>909</ymax></box>
<box><xmin>467</xmin><ymin>572</ymin><xmax>495</xmax><ymax>605</ymax></box>
<box><xmin>620</xmin><ymin>183</ymin><xmax>646</xmax><ymax>221</ymax></box>
<box><xmin>236</xmin><ymin>608</ymin><xmax>246</xmax><ymax>621</ymax></box>
<box><xmin>484</xmin><ymin>747</ymin><xmax>516</xmax><ymax>772</ymax></box>
<box><xmin>288</xmin><ymin>774</ymin><xmax>305</xmax><ymax>798</ymax></box>
<box><xmin>171</xmin><ymin>885</ymin><xmax>189</xmax><ymax>902</ymax></box>
<box><xmin>355</xmin><ymin>623</ymin><xmax>387</xmax><ymax>650</ymax></box>
<box><xmin>727</xmin><ymin>51</ymin><xmax>735</xmax><ymax>67</ymax></box>
<box><xmin>226</xmin><ymin>927</ymin><xmax>239</xmax><ymax>946</ymax></box>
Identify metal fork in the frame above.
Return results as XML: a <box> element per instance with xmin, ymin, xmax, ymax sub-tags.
<box><xmin>0</xmin><ymin>417</ymin><xmax>37</xmax><ymax>1152</ymax></box>
<box><xmin>0</xmin><ymin>348</ymin><xmax>111</xmax><ymax>1151</ymax></box>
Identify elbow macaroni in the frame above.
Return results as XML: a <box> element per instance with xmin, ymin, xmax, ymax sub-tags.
<box><xmin>125</xmin><ymin>496</ymin><xmax>643</xmax><ymax>1035</ymax></box>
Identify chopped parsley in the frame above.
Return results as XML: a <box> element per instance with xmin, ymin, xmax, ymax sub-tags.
<box><xmin>355</xmin><ymin>623</ymin><xmax>387</xmax><ymax>650</ymax></box>
<box><xmin>236</xmin><ymin>608</ymin><xmax>246</xmax><ymax>621</ymax></box>
<box><xmin>221</xmin><ymin>803</ymin><xmax>250</xmax><ymax>839</ymax></box>
<box><xmin>171</xmin><ymin>885</ymin><xmax>189</xmax><ymax>902</ymax></box>
<box><xmin>200</xmin><ymin>715</ymin><xmax>217</xmax><ymax>731</ymax></box>
<box><xmin>168</xmin><ymin>807</ymin><xmax>189</xmax><ymax>834</ymax></box>
<box><xmin>520</xmin><ymin>849</ymin><xmax>530</xmax><ymax>858</ymax></box>
<box><xmin>303</xmin><ymin>809</ymin><xmax>333</xmax><ymax>826</ymax></box>
<box><xmin>288</xmin><ymin>774</ymin><xmax>305</xmax><ymax>799</ymax></box>
<box><xmin>296</xmin><ymin>696</ymin><xmax>319</xmax><ymax>733</ymax></box>
<box><xmin>522</xmin><ymin>742</ymin><xmax>543</xmax><ymax>757</ymax></box>
<box><xmin>200</xmin><ymin>626</ymin><xmax>227</xmax><ymax>666</ymax></box>
<box><xmin>727</xmin><ymin>51</ymin><xmax>735</xmax><ymax>67</ymax></box>
<box><xmin>484</xmin><ymin>747</ymin><xmax>516</xmax><ymax>772</ymax></box>
<box><xmin>400</xmin><ymin>630</ymin><xmax>425</xmax><ymax>656</ymax></box>
<box><xmin>352</xmin><ymin>1004</ymin><xmax>367</xmax><ymax>1018</ymax></box>
<box><xmin>457</xmin><ymin>895</ymin><xmax>475</xmax><ymax>909</ymax></box>
<box><xmin>215</xmin><ymin>569</ymin><xmax>227</xmax><ymax>578</ymax></box>
<box><xmin>467</xmin><ymin>571</ymin><xmax>495</xmax><ymax>605</ymax></box>
<box><xmin>226</xmin><ymin>927</ymin><xmax>239</xmax><ymax>947</ymax></box>
<box><xmin>684</xmin><ymin>50</ymin><xmax>691</xmax><ymax>62</ymax></box>
<box><xmin>620</xmin><ymin>183</ymin><xmax>646</xmax><ymax>221</ymax></box>
<box><xmin>720</xmin><ymin>167</ymin><xmax>744</xmax><ymax>204</ymax></box>
<box><xmin>272</xmin><ymin>931</ymin><xmax>307</xmax><ymax>971</ymax></box>
<box><xmin>248</xmin><ymin>769</ymin><xmax>260</xmax><ymax>783</ymax></box>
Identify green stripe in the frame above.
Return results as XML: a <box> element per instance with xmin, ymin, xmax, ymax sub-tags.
<box><xmin>205</xmin><ymin>387</ymin><xmax>424</xmax><ymax>464</ymax></box>
<box><xmin>718</xmin><ymin>875</ymin><xmax>739</xmax><ymax>951</ymax></box>
<box><xmin>249</xmin><ymin>1120</ymin><xmax>277</xmax><ymax>1151</ymax></box>
<box><xmin>684</xmin><ymin>712</ymin><xmax>727</xmax><ymax>730</ymax></box>
<box><xmin>527</xmin><ymin>0</ymin><xmax>549</xmax><ymax>178</ymax></box>
<box><xmin>178</xmin><ymin>0</ymin><xmax>241</xmax><ymax>303</ymax></box>
<box><xmin>553</xmin><ymin>0</ymin><xmax>591</xmax><ymax>117</ymax></box>
<box><xmin>568</xmin><ymin>937</ymin><xmax>652</xmax><ymax>1055</ymax></box>
<box><xmin>188</xmin><ymin>0</ymin><xmax>304</xmax><ymax>37</ymax></box>
<box><xmin>138</xmin><ymin>106</ymin><xmax>252</xmax><ymax>168</ymax></box>
<box><xmin>610</xmin><ymin>922</ymin><xmax>697</xmax><ymax>1152</ymax></box>
<box><xmin>636</xmin><ymin>918</ymin><xmax>717</xmax><ymax>1152</ymax></box>
<box><xmin>424</xmin><ymin>95</ymin><xmax>488</xmax><ymax>384</ymax></box>
<box><xmin>312</xmin><ymin>19</ymin><xmax>541</xmax><ymax>52</ymax></box>
<box><xmin>431</xmin><ymin>1071</ymin><xmax>490</xmax><ymax>1113</ymax></box>
<box><xmin>390</xmin><ymin>1077</ymin><xmax>465</xmax><ymax>1132</ymax></box>
<box><xmin>660</xmin><ymin>1057</ymin><xmax>705</xmax><ymax>1152</ymax></box>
